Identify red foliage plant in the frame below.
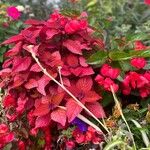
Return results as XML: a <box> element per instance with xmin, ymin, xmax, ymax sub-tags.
<box><xmin>0</xmin><ymin>11</ymin><xmax>105</xmax><ymax>149</ymax></box>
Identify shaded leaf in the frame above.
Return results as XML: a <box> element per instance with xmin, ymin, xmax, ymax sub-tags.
<box><xmin>87</xmin><ymin>51</ymin><xmax>108</xmax><ymax>65</ymax></box>
<box><xmin>86</xmin><ymin>102</ymin><xmax>106</xmax><ymax>118</ymax></box>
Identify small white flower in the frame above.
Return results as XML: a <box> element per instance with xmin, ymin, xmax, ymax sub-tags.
<box><xmin>16</xmin><ymin>5</ymin><xmax>25</xmax><ymax>12</ymax></box>
<box><xmin>29</xmin><ymin>13</ymin><xmax>35</xmax><ymax>17</ymax></box>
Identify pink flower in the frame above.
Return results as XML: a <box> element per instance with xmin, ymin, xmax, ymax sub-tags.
<box><xmin>144</xmin><ymin>0</ymin><xmax>150</xmax><ymax>5</ymax></box>
<box><xmin>7</xmin><ymin>6</ymin><xmax>21</xmax><ymax>20</ymax></box>
<box><xmin>100</xmin><ymin>64</ymin><xmax>120</xmax><ymax>79</ymax></box>
<box><xmin>130</xmin><ymin>58</ymin><xmax>146</xmax><ymax>69</ymax></box>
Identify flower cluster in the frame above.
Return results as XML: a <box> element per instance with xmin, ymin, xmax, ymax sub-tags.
<box><xmin>63</xmin><ymin>124</ymin><xmax>104</xmax><ymax>150</ymax></box>
<box><xmin>122</xmin><ymin>71</ymin><xmax>150</xmax><ymax>98</ymax></box>
<box><xmin>0</xmin><ymin>11</ymin><xmax>104</xmax><ymax>148</ymax></box>
<box><xmin>95</xmin><ymin>64</ymin><xmax>120</xmax><ymax>92</ymax></box>
<box><xmin>130</xmin><ymin>40</ymin><xmax>148</xmax><ymax>69</ymax></box>
<box><xmin>0</xmin><ymin>124</ymin><xmax>14</xmax><ymax>148</ymax></box>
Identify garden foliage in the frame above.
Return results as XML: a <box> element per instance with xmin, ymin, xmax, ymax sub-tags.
<box><xmin>0</xmin><ymin>0</ymin><xmax>150</xmax><ymax>149</ymax></box>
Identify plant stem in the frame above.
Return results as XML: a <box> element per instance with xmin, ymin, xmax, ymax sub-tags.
<box><xmin>110</xmin><ymin>86</ymin><xmax>137</xmax><ymax>150</ymax></box>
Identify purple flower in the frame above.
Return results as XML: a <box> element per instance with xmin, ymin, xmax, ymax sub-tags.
<box><xmin>71</xmin><ymin>118</ymin><xmax>88</xmax><ymax>132</ymax></box>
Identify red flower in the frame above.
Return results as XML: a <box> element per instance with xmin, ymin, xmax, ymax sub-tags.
<box><xmin>0</xmin><ymin>124</ymin><xmax>14</xmax><ymax>148</ymax></box>
<box><xmin>18</xmin><ymin>141</ymin><xmax>25</xmax><ymax>150</ymax></box>
<box><xmin>72</xmin><ymin>128</ymin><xmax>85</xmax><ymax>144</ymax></box>
<box><xmin>130</xmin><ymin>58</ymin><xmax>146</xmax><ymax>69</ymax></box>
<box><xmin>3</xmin><ymin>95</ymin><xmax>16</xmax><ymax>108</ymax></box>
<box><xmin>66</xmin><ymin>140</ymin><xmax>75</xmax><ymax>150</ymax></box>
<box><xmin>95</xmin><ymin>75</ymin><xmax>119</xmax><ymax>92</ymax></box>
<box><xmin>100</xmin><ymin>64</ymin><xmax>120</xmax><ymax>79</ymax></box>
<box><xmin>122</xmin><ymin>72</ymin><xmax>150</xmax><ymax>97</ymax></box>
<box><xmin>95</xmin><ymin>64</ymin><xmax>120</xmax><ymax>92</ymax></box>
<box><xmin>144</xmin><ymin>0</ymin><xmax>150</xmax><ymax>5</ymax></box>
<box><xmin>0</xmin><ymin>124</ymin><xmax>8</xmax><ymax>134</ymax></box>
<box><xmin>7</xmin><ymin>6</ymin><xmax>21</xmax><ymax>20</ymax></box>
<box><xmin>134</xmin><ymin>40</ymin><xmax>147</xmax><ymax>51</ymax></box>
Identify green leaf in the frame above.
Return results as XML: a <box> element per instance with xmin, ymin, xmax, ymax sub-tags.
<box><xmin>86</xmin><ymin>0</ymin><xmax>97</xmax><ymax>8</ymax></box>
<box><xmin>131</xmin><ymin>119</ymin><xmax>150</xmax><ymax>147</ymax></box>
<box><xmin>103</xmin><ymin>140</ymin><xmax>132</xmax><ymax>150</ymax></box>
<box><xmin>144</xmin><ymin>60</ymin><xmax>150</xmax><ymax>70</ymax></box>
<box><xmin>60</xmin><ymin>9</ymin><xmax>80</xmax><ymax>17</ymax></box>
<box><xmin>126</xmin><ymin>33</ymin><xmax>150</xmax><ymax>42</ymax></box>
<box><xmin>101</xmin><ymin>92</ymin><xmax>113</xmax><ymax>107</ymax></box>
<box><xmin>109</xmin><ymin>49</ymin><xmax>150</xmax><ymax>61</ymax></box>
<box><xmin>109</xmin><ymin>51</ymin><xmax>132</xmax><ymax>61</ymax></box>
<box><xmin>87</xmin><ymin>51</ymin><xmax>108</xmax><ymax>65</ymax></box>
<box><xmin>119</xmin><ymin>60</ymin><xmax>134</xmax><ymax>71</ymax></box>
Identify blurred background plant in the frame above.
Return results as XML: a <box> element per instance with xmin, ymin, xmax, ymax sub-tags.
<box><xmin>60</xmin><ymin>0</ymin><xmax>150</xmax><ymax>36</ymax></box>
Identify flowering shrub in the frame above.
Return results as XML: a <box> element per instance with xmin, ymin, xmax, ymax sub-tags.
<box><xmin>0</xmin><ymin>11</ymin><xmax>106</xmax><ymax>149</ymax></box>
<box><xmin>0</xmin><ymin>6</ymin><xmax>150</xmax><ymax>149</ymax></box>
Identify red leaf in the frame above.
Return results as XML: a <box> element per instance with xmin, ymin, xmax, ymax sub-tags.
<box><xmin>66</xmin><ymin>99</ymin><xmax>83</xmax><ymax>122</ymax></box>
<box><xmin>63</xmin><ymin>39</ymin><xmax>82</xmax><ymax>55</ymax></box>
<box><xmin>83</xmin><ymin>91</ymin><xmax>101</xmax><ymax>102</ymax></box>
<box><xmin>33</xmin><ymin>103</ymin><xmax>49</xmax><ymax>116</ymax></box>
<box><xmin>5</xmin><ymin>42</ymin><xmax>22</xmax><ymax>57</ymax></box>
<box><xmin>76</xmin><ymin>77</ymin><xmax>93</xmax><ymax>92</ymax></box>
<box><xmin>12</xmin><ymin>56</ymin><xmax>31</xmax><ymax>72</ymax></box>
<box><xmin>46</xmin><ymin>29</ymin><xmax>59</xmax><ymax>39</ymax></box>
<box><xmin>25</xmin><ymin>19</ymin><xmax>44</xmax><ymax>25</ymax></box>
<box><xmin>35</xmin><ymin>114</ymin><xmax>51</xmax><ymax>128</ymax></box>
<box><xmin>66</xmin><ymin>54</ymin><xmax>79</xmax><ymax>67</ymax></box>
<box><xmin>51</xmin><ymin>92</ymin><xmax>65</xmax><ymax>106</ymax></box>
<box><xmin>24</xmin><ymin>79</ymin><xmax>38</xmax><ymax>89</ymax></box>
<box><xmin>51</xmin><ymin>108</ymin><xmax>66</xmax><ymax>126</ymax></box>
<box><xmin>21</xmin><ymin>27</ymin><xmax>41</xmax><ymax>44</ymax></box>
<box><xmin>12</xmin><ymin>73</ymin><xmax>29</xmax><ymax>88</ymax></box>
<box><xmin>2</xmin><ymin>35</ymin><xmax>24</xmax><ymax>45</ymax></box>
<box><xmin>2</xmin><ymin>59</ymin><xmax>13</xmax><ymax>68</ymax></box>
<box><xmin>70</xmin><ymin>67</ymin><xmax>94</xmax><ymax>77</ymax></box>
<box><xmin>30</xmin><ymin>63</ymin><xmax>41</xmax><ymax>72</ymax></box>
<box><xmin>86</xmin><ymin>102</ymin><xmax>106</xmax><ymax>118</ymax></box>
<box><xmin>0</xmin><ymin>68</ymin><xmax>11</xmax><ymax>76</ymax></box>
<box><xmin>37</xmin><ymin>75</ymin><xmax>51</xmax><ymax>95</ymax></box>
